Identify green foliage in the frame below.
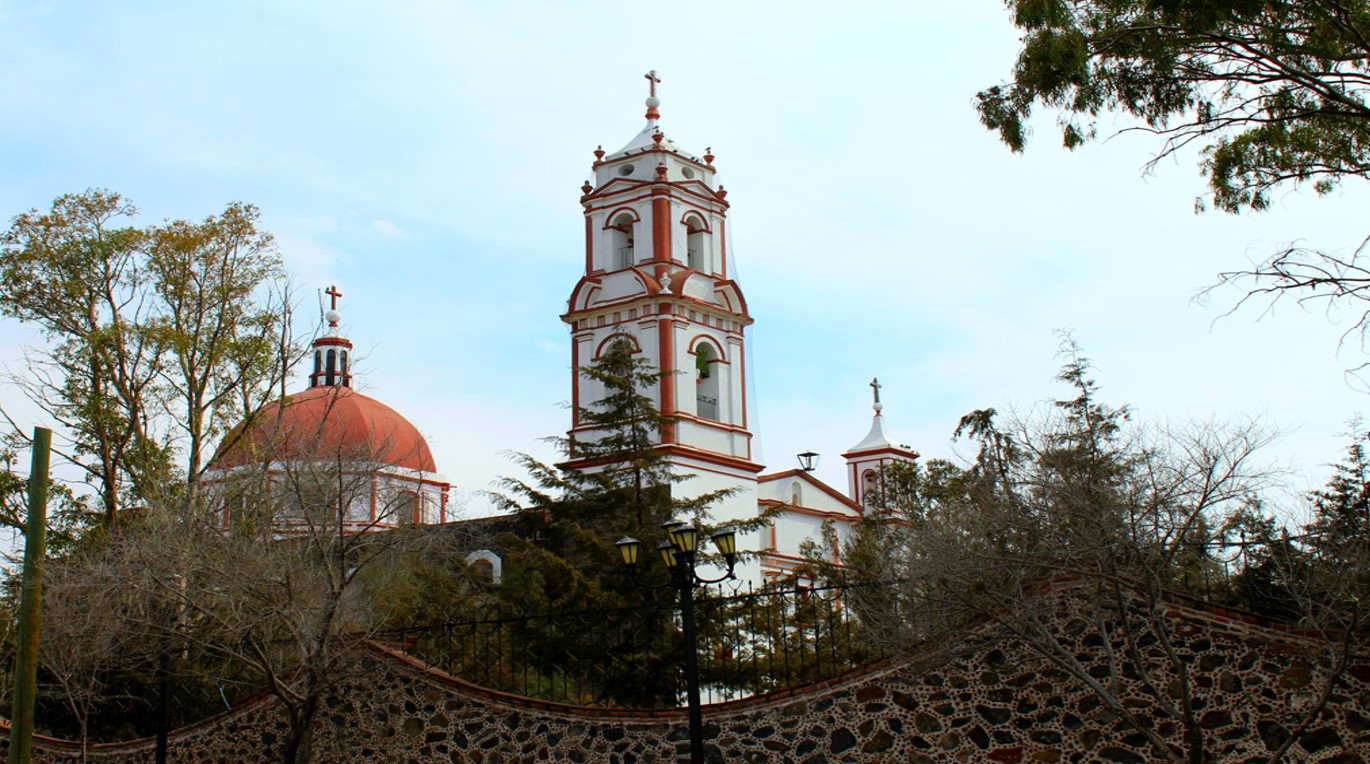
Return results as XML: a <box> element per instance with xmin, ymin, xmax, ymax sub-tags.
<box><xmin>0</xmin><ymin>189</ymin><xmax>297</xmax><ymax>526</ymax></box>
<box><xmin>980</xmin><ymin>0</ymin><xmax>1370</xmax><ymax>212</ymax></box>
<box><xmin>437</xmin><ymin>340</ymin><xmax>749</xmax><ymax>705</ymax></box>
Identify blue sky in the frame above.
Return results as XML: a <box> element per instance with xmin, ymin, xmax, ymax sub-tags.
<box><xmin>3</xmin><ymin>1</ymin><xmax>1370</xmax><ymax>516</ymax></box>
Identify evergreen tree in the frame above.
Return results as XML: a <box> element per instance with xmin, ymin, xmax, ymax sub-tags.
<box><xmin>478</xmin><ymin>339</ymin><xmax>748</xmax><ymax>706</ymax></box>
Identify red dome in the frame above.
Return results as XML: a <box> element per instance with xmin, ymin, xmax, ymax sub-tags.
<box><xmin>210</xmin><ymin>386</ymin><xmax>436</xmax><ymax>473</ymax></box>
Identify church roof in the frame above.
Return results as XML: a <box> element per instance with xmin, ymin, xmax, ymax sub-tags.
<box><xmin>210</xmin><ymin>385</ymin><xmax>437</xmax><ymax>473</ymax></box>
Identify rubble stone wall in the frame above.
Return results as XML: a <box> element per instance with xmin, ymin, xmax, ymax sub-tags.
<box><xmin>10</xmin><ymin>587</ymin><xmax>1370</xmax><ymax>763</ymax></box>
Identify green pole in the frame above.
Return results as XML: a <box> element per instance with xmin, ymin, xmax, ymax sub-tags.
<box><xmin>9</xmin><ymin>427</ymin><xmax>50</xmax><ymax>764</ymax></box>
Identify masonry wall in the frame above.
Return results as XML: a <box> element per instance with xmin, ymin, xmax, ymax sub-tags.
<box><xmin>9</xmin><ymin>589</ymin><xmax>1370</xmax><ymax>764</ymax></box>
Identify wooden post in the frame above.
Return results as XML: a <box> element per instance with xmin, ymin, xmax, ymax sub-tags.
<box><xmin>9</xmin><ymin>428</ymin><xmax>51</xmax><ymax>764</ymax></box>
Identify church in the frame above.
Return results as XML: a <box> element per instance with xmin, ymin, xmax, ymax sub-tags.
<box><xmin>207</xmin><ymin>72</ymin><xmax>920</xmax><ymax>583</ymax></box>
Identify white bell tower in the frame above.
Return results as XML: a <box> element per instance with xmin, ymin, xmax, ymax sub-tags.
<box><xmin>561</xmin><ymin>72</ymin><xmax>761</xmax><ymax>519</ymax></box>
<box><xmin>844</xmin><ymin>378</ymin><xmax>920</xmax><ymax>509</ymax></box>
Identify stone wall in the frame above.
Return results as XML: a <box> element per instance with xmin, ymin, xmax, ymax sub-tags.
<box><xmin>10</xmin><ymin>586</ymin><xmax>1370</xmax><ymax>763</ymax></box>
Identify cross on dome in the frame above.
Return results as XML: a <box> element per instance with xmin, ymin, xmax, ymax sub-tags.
<box><xmin>325</xmin><ymin>284</ymin><xmax>343</xmax><ymax>311</ymax></box>
<box><xmin>311</xmin><ymin>285</ymin><xmax>353</xmax><ymax>388</ymax></box>
<box><xmin>870</xmin><ymin>377</ymin><xmax>883</xmax><ymax>413</ymax></box>
<box><xmin>324</xmin><ymin>284</ymin><xmax>344</xmax><ymax>331</ymax></box>
<box><xmin>644</xmin><ymin>69</ymin><xmax>661</xmax><ymax>120</ymax></box>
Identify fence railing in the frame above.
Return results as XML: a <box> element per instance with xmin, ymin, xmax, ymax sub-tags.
<box><xmin>395</xmin><ymin>581</ymin><xmax>884</xmax><ymax>708</ymax></box>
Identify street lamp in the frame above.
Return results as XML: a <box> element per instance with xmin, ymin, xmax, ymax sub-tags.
<box><xmin>797</xmin><ymin>451</ymin><xmax>819</xmax><ymax>472</ymax></box>
<box><xmin>615</xmin><ymin>523</ymin><xmax>738</xmax><ymax>764</ymax></box>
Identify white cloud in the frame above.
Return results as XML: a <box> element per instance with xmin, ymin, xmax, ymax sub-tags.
<box><xmin>372</xmin><ymin>219</ymin><xmax>408</xmax><ymax>239</ymax></box>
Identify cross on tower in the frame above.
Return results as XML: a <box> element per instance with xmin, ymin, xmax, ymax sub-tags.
<box><xmin>644</xmin><ymin>70</ymin><xmax>661</xmax><ymax>98</ymax></box>
<box><xmin>870</xmin><ymin>378</ymin><xmax>882</xmax><ymax>406</ymax></box>
<box><xmin>325</xmin><ymin>285</ymin><xmax>343</xmax><ymax>311</ymax></box>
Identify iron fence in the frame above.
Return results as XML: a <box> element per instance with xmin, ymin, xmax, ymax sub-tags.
<box><xmin>394</xmin><ymin>581</ymin><xmax>885</xmax><ymax>707</ymax></box>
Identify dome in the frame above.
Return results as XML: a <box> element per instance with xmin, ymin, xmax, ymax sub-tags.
<box><xmin>210</xmin><ymin>385</ymin><xmax>437</xmax><ymax>473</ymax></box>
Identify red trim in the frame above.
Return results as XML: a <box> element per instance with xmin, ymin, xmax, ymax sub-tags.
<box><xmin>686</xmin><ymin>334</ymin><xmax>726</xmax><ymax>359</ymax></box>
<box><xmin>658</xmin><ymin>314</ymin><xmax>676</xmax><ymax>441</ymax></box>
<box><xmin>739</xmin><ymin>334</ymin><xmax>749</xmax><ymax>431</ymax></box>
<box><xmin>584</xmin><ymin>216</ymin><xmax>593</xmax><ymax>273</ymax></box>
<box><xmin>759</xmin><ymin>498</ymin><xmax>860</xmax><ymax>521</ymax></box>
<box><xmin>602</xmin><ymin>206</ymin><xmax>642</xmax><ymax>228</ymax></box>
<box><xmin>679</xmin><ymin>211</ymin><xmax>711</xmax><ymax>233</ymax></box>
<box><xmin>842</xmin><ymin>445</ymin><xmax>920</xmax><ymax>460</ymax></box>
<box><xmin>652</xmin><ymin>194</ymin><xmax>671</xmax><ymax>264</ymax></box>
<box><xmin>570</xmin><ymin>336</ymin><xmax>582</xmax><ymax>427</ymax></box>
<box><xmin>757</xmin><ymin>470</ymin><xmax>863</xmax><ymax>513</ymax></box>
<box><xmin>593</xmin><ymin>332</ymin><xmax>643</xmax><ymax>359</ymax></box>
<box><xmin>719</xmin><ymin>218</ymin><xmax>727</xmax><ymax>278</ymax></box>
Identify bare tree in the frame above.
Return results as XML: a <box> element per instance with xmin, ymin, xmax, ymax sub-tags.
<box><xmin>842</xmin><ymin>343</ymin><xmax>1365</xmax><ymax>763</ymax></box>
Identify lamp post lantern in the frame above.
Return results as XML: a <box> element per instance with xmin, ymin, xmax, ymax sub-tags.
<box><xmin>615</xmin><ymin>523</ymin><xmax>738</xmax><ymax>764</ymax></box>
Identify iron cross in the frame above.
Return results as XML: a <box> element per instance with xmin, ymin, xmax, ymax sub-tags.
<box><xmin>644</xmin><ymin>70</ymin><xmax>661</xmax><ymax>98</ymax></box>
<box><xmin>870</xmin><ymin>378</ymin><xmax>882</xmax><ymax>406</ymax></box>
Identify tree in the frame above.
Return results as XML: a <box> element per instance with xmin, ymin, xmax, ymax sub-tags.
<box><xmin>978</xmin><ymin>0</ymin><xmax>1370</xmax><ymax>214</ymax></box>
<box><xmin>470</xmin><ymin>339</ymin><xmax>756</xmax><ymax>706</ymax></box>
<box><xmin>0</xmin><ymin>190</ymin><xmax>300</xmax><ymax>526</ymax></box>
<box><xmin>144</xmin><ymin>202</ymin><xmax>299</xmax><ymax>491</ymax></box>
<box><xmin>842</xmin><ymin>341</ymin><xmax>1367</xmax><ymax>763</ymax></box>
<box><xmin>37</xmin><ymin>407</ymin><xmax>440</xmax><ymax>764</ymax></box>
<box><xmin>0</xmin><ymin>191</ymin><xmax>164</xmax><ymax>526</ymax></box>
<box><xmin>979</xmin><ymin>2</ymin><xmax>1370</xmax><ymax>354</ymax></box>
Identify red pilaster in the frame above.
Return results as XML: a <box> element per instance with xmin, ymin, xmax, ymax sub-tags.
<box><xmin>584</xmin><ymin>216</ymin><xmax>594</xmax><ymax>273</ymax></box>
<box><xmin>658</xmin><ymin>311</ymin><xmax>676</xmax><ymax>442</ymax></box>
<box><xmin>652</xmin><ymin>191</ymin><xmax>671</xmax><ymax>265</ymax></box>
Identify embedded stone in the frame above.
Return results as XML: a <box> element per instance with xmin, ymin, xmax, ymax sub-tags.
<box><xmin>1099</xmin><ymin>747</ymin><xmax>1145</xmax><ymax>764</ymax></box>
<box><xmin>977</xmin><ymin>705</ymin><xmax>1012</xmax><ymax>725</ymax></box>
<box><xmin>1297</xmin><ymin>727</ymin><xmax>1342</xmax><ymax>754</ymax></box>
<box><xmin>862</xmin><ymin>730</ymin><xmax>895</xmax><ymax>753</ymax></box>
<box><xmin>830</xmin><ymin>728</ymin><xmax>857</xmax><ymax>754</ymax></box>
<box><xmin>1200</xmin><ymin>710</ymin><xmax>1232</xmax><ymax>729</ymax></box>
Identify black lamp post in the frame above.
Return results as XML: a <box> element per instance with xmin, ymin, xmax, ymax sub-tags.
<box><xmin>615</xmin><ymin>521</ymin><xmax>738</xmax><ymax>764</ymax></box>
<box><xmin>797</xmin><ymin>451</ymin><xmax>819</xmax><ymax>472</ymax></box>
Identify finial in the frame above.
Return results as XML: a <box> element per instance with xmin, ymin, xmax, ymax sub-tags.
<box><xmin>870</xmin><ymin>378</ymin><xmax>883</xmax><ymax>414</ymax></box>
<box><xmin>581</xmin><ymin>180</ymin><xmax>593</xmax><ymax>195</ymax></box>
<box><xmin>324</xmin><ymin>285</ymin><xmax>343</xmax><ymax>328</ymax></box>
<box><xmin>652</xmin><ymin>130</ymin><xmax>665</xmax><ymax>146</ymax></box>
<box><xmin>594</xmin><ymin>145</ymin><xmax>605</xmax><ymax>161</ymax></box>
<box><xmin>703</xmin><ymin>147</ymin><xmax>714</xmax><ymax>166</ymax></box>
<box><xmin>644</xmin><ymin>70</ymin><xmax>662</xmax><ymax>120</ymax></box>
<box><xmin>716</xmin><ymin>185</ymin><xmax>727</xmax><ymax>200</ymax></box>
<box><xmin>655</xmin><ymin>162</ymin><xmax>668</xmax><ymax>180</ymax></box>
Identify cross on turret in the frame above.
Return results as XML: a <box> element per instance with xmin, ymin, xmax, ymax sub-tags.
<box><xmin>870</xmin><ymin>377</ymin><xmax>882</xmax><ymax>407</ymax></box>
<box><xmin>644</xmin><ymin>70</ymin><xmax>660</xmax><ymax>98</ymax></box>
<box><xmin>325</xmin><ymin>285</ymin><xmax>343</xmax><ymax>311</ymax></box>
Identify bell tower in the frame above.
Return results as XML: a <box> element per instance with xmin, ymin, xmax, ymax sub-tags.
<box><xmin>562</xmin><ymin>72</ymin><xmax>761</xmax><ymax>493</ymax></box>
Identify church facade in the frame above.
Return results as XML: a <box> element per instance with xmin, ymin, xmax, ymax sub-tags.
<box><xmin>206</xmin><ymin>72</ymin><xmax>919</xmax><ymax>582</ymax></box>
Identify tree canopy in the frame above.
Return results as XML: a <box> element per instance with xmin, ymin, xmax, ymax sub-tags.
<box><xmin>978</xmin><ymin>0</ymin><xmax>1370</xmax><ymax>213</ymax></box>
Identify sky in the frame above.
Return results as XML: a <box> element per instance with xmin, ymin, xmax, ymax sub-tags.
<box><xmin>3</xmin><ymin>1</ymin><xmax>1370</xmax><ymax>518</ymax></box>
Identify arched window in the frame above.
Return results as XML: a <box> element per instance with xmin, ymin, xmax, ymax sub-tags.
<box><xmin>312</xmin><ymin>350</ymin><xmax>321</xmax><ymax>379</ymax></box>
<box><xmin>685</xmin><ymin>216</ymin><xmax>706</xmax><ymax>271</ymax></box>
<box><xmin>339</xmin><ymin>350</ymin><xmax>349</xmax><ymax>386</ymax></box>
<box><xmin>695</xmin><ymin>343</ymin><xmax>719</xmax><ymax>420</ymax></box>
<box><xmin>325</xmin><ymin>349</ymin><xmax>337</xmax><ymax>385</ymax></box>
<box><xmin>610</xmin><ymin>213</ymin><xmax>636</xmax><ymax>270</ymax></box>
<box><xmin>466</xmin><ymin>550</ymin><xmax>504</xmax><ymax>585</ymax></box>
<box><xmin>862</xmin><ymin>469</ymin><xmax>878</xmax><ymax>505</ymax></box>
